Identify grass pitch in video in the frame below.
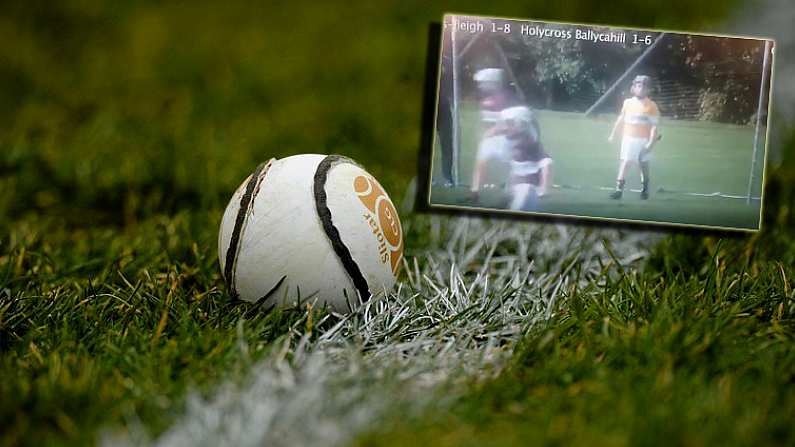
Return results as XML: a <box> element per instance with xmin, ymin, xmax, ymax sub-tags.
<box><xmin>430</xmin><ymin>14</ymin><xmax>775</xmax><ymax>231</ymax></box>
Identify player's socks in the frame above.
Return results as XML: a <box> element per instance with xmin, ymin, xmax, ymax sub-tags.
<box><xmin>610</xmin><ymin>179</ymin><xmax>625</xmax><ymax>199</ymax></box>
<box><xmin>640</xmin><ymin>163</ymin><xmax>650</xmax><ymax>200</ymax></box>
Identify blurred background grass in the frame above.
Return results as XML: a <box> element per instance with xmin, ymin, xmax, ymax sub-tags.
<box><xmin>0</xmin><ymin>0</ymin><xmax>752</xmax><ymax>227</ymax></box>
<box><xmin>1</xmin><ymin>1</ymin><xmax>793</xmax><ymax>446</ymax></box>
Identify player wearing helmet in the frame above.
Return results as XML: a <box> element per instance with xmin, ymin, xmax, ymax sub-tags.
<box><xmin>474</xmin><ymin>68</ymin><xmax>514</xmax><ymax>124</ymax></box>
<box><xmin>607</xmin><ymin>75</ymin><xmax>661</xmax><ymax>200</ymax></box>
<box><xmin>498</xmin><ymin>106</ymin><xmax>553</xmax><ymax>211</ymax></box>
<box><xmin>470</xmin><ymin>68</ymin><xmax>523</xmax><ymax>194</ymax></box>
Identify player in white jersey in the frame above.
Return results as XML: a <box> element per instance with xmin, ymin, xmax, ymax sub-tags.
<box><xmin>470</xmin><ymin>69</ymin><xmax>543</xmax><ymax>198</ymax></box>
<box><xmin>498</xmin><ymin>106</ymin><xmax>553</xmax><ymax>211</ymax></box>
<box><xmin>608</xmin><ymin>75</ymin><xmax>661</xmax><ymax>200</ymax></box>
<box><xmin>470</xmin><ymin>68</ymin><xmax>520</xmax><ymax>192</ymax></box>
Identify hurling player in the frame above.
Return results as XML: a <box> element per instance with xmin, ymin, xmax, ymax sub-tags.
<box><xmin>470</xmin><ymin>68</ymin><xmax>526</xmax><ymax>195</ymax></box>
<box><xmin>608</xmin><ymin>75</ymin><xmax>661</xmax><ymax>200</ymax></box>
<box><xmin>500</xmin><ymin>106</ymin><xmax>554</xmax><ymax>211</ymax></box>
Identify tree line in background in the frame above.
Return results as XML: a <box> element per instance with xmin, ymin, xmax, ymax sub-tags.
<box><xmin>454</xmin><ymin>22</ymin><xmax>769</xmax><ymax>124</ymax></box>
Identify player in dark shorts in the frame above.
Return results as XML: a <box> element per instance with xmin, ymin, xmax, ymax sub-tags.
<box><xmin>500</xmin><ymin>106</ymin><xmax>553</xmax><ymax>211</ymax></box>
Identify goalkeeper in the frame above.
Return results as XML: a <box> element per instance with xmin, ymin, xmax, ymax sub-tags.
<box><xmin>607</xmin><ymin>75</ymin><xmax>661</xmax><ymax>200</ymax></box>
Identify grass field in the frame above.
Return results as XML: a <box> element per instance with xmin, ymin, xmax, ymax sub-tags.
<box><xmin>431</xmin><ymin>107</ymin><xmax>766</xmax><ymax>230</ymax></box>
<box><xmin>2</xmin><ymin>1</ymin><xmax>794</xmax><ymax>446</ymax></box>
<box><xmin>358</xmin><ymin>228</ymin><xmax>795</xmax><ymax>446</ymax></box>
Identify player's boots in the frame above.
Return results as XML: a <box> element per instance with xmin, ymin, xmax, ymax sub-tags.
<box><xmin>640</xmin><ymin>164</ymin><xmax>650</xmax><ymax>200</ymax></box>
<box><xmin>610</xmin><ymin>180</ymin><xmax>625</xmax><ymax>200</ymax></box>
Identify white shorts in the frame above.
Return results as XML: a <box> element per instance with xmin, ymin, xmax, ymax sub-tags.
<box><xmin>620</xmin><ymin>136</ymin><xmax>651</xmax><ymax>162</ymax></box>
<box><xmin>476</xmin><ymin>135</ymin><xmax>510</xmax><ymax>162</ymax></box>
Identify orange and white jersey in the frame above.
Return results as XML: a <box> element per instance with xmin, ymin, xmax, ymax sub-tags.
<box><xmin>621</xmin><ymin>97</ymin><xmax>659</xmax><ymax>139</ymax></box>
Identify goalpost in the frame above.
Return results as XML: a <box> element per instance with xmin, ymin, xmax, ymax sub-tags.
<box><xmin>447</xmin><ymin>23</ymin><xmax>527</xmax><ymax>187</ymax></box>
<box><xmin>445</xmin><ymin>22</ymin><xmax>769</xmax><ymax>201</ymax></box>
<box><xmin>450</xmin><ymin>16</ymin><xmax>461</xmax><ymax>186</ymax></box>
<box><xmin>746</xmin><ymin>40</ymin><xmax>773</xmax><ymax>205</ymax></box>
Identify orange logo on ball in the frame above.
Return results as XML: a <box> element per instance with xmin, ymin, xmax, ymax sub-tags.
<box><xmin>354</xmin><ymin>175</ymin><xmax>403</xmax><ymax>275</ymax></box>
